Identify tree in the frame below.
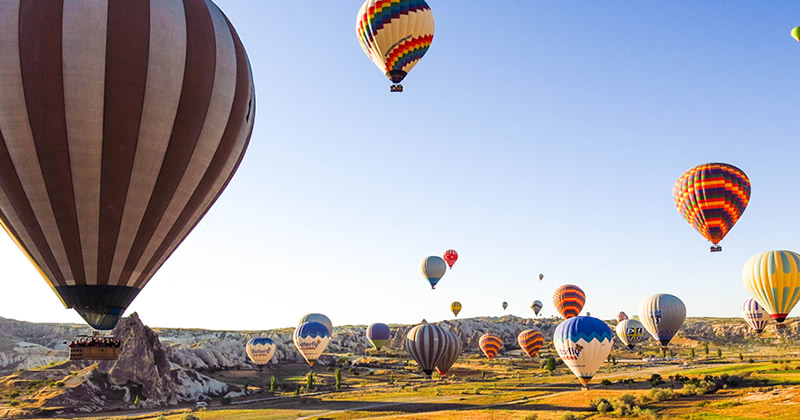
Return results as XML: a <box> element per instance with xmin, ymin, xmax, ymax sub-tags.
<box><xmin>703</xmin><ymin>342</ymin><xmax>709</xmax><ymax>356</ymax></box>
<box><xmin>690</xmin><ymin>348</ymin><xmax>695</xmax><ymax>359</ymax></box>
<box><xmin>270</xmin><ymin>375</ymin><xmax>276</xmax><ymax>393</ymax></box>
<box><xmin>335</xmin><ymin>368</ymin><xmax>342</xmax><ymax>391</ymax></box>
<box><xmin>543</xmin><ymin>356</ymin><xmax>557</xmax><ymax>374</ymax></box>
<box><xmin>306</xmin><ymin>371</ymin><xmax>315</xmax><ymax>390</ymax></box>
<box><xmin>717</xmin><ymin>348</ymin><xmax>722</xmax><ymax>358</ymax></box>
<box><xmin>739</xmin><ymin>353</ymin><xmax>743</xmax><ymax>361</ymax></box>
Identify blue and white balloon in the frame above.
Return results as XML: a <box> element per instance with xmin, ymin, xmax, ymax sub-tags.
<box><xmin>245</xmin><ymin>337</ymin><xmax>277</xmax><ymax>365</ymax></box>
<box><xmin>293</xmin><ymin>321</ymin><xmax>331</xmax><ymax>365</ymax></box>
<box><xmin>553</xmin><ymin>316</ymin><xmax>614</xmax><ymax>387</ymax></box>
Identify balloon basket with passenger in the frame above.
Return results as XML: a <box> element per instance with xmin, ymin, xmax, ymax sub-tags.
<box><xmin>710</xmin><ymin>245</ymin><xmax>722</xmax><ymax>252</ymax></box>
<box><xmin>68</xmin><ymin>331</ymin><xmax>121</xmax><ymax>361</ymax></box>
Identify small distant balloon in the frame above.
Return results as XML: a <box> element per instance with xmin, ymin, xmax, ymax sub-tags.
<box><xmin>366</xmin><ymin>323</ymin><xmax>391</xmax><ymax>350</ymax></box>
<box><xmin>539</xmin><ymin>273</ymin><xmax>544</xmax><ymax>281</ymax></box>
<box><xmin>518</xmin><ymin>329</ymin><xmax>544</xmax><ymax>358</ymax></box>
<box><xmin>479</xmin><ymin>333</ymin><xmax>503</xmax><ymax>360</ymax></box>
<box><xmin>443</xmin><ymin>249</ymin><xmax>458</xmax><ymax>269</ymax></box>
<box><xmin>616</xmin><ymin>312</ymin><xmax>628</xmax><ymax>323</ymax></box>
<box><xmin>421</xmin><ymin>256</ymin><xmax>448</xmax><ymax>289</ymax></box>
<box><xmin>531</xmin><ymin>300</ymin><xmax>543</xmax><ymax>316</ymax></box>
<box><xmin>502</xmin><ymin>302</ymin><xmax>508</xmax><ymax>311</ymax></box>
<box><xmin>245</xmin><ymin>338</ymin><xmax>276</xmax><ymax>366</ymax></box>
<box><xmin>451</xmin><ymin>301</ymin><xmax>462</xmax><ymax>317</ymax></box>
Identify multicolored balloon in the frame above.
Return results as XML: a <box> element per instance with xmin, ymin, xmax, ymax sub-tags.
<box><xmin>616</xmin><ymin>312</ymin><xmax>628</xmax><ymax>323</ymax></box>
<box><xmin>740</xmin><ymin>298</ymin><xmax>769</xmax><ymax>334</ymax></box>
<box><xmin>615</xmin><ymin>319</ymin><xmax>645</xmax><ymax>350</ymax></box>
<box><xmin>405</xmin><ymin>322</ymin><xmax>448</xmax><ymax>376</ymax></box>
<box><xmin>245</xmin><ymin>337</ymin><xmax>276</xmax><ymax>366</ymax></box>
<box><xmin>502</xmin><ymin>302</ymin><xmax>508</xmax><ymax>311</ymax></box>
<box><xmin>421</xmin><ymin>256</ymin><xmax>447</xmax><ymax>289</ymax></box>
<box><xmin>0</xmin><ymin>0</ymin><xmax>255</xmax><ymax>330</ymax></box>
<box><xmin>299</xmin><ymin>313</ymin><xmax>333</xmax><ymax>336</ymax></box>
<box><xmin>673</xmin><ymin>163</ymin><xmax>750</xmax><ymax>252</ymax></box>
<box><xmin>638</xmin><ymin>294</ymin><xmax>686</xmax><ymax>347</ymax></box>
<box><xmin>531</xmin><ymin>300</ymin><xmax>543</xmax><ymax>316</ymax></box>
<box><xmin>743</xmin><ymin>250</ymin><xmax>800</xmax><ymax>325</ymax></box>
<box><xmin>367</xmin><ymin>323</ymin><xmax>391</xmax><ymax>350</ymax></box>
<box><xmin>356</xmin><ymin>0</ymin><xmax>435</xmax><ymax>92</ymax></box>
<box><xmin>443</xmin><ymin>249</ymin><xmax>458</xmax><ymax>269</ymax></box>
<box><xmin>293</xmin><ymin>322</ymin><xmax>331</xmax><ymax>366</ymax></box>
<box><xmin>479</xmin><ymin>333</ymin><xmax>503</xmax><ymax>360</ymax></box>
<box><xmin>517</xmin><ymin>329</ymin><xmax>544</xmax><ymax>358</ymax></box>
<box><xmin>553</xmin><ymin>316</ymin><xmax>614</xmax><ymax>387</ymax></box>
<box><xmin>451</xmin><ymin>301</ymin><xmax>462</xmax><ymax>317</ymax></box>
<box><xmin>792</xmin><ymin>27</ymin><xmax>800</xmax><ymax>42</ymax></box>
<box><xmin>553</xmin><ymin>284</ymin><xmax>586</xmax><ymax>319</ymax></box>
<box><xmin>435</xmin><ymin>331</ymin><xmax>462</xmax><ymax>376</ymax></box>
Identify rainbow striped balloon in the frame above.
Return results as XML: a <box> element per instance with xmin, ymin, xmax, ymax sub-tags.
<box><xmin>553</xmin><ymin>284</ymin><xmax>586</xmax><ymax>319</ymax></box>
<box><xmin>673</xmin><ymin>163</ymin><xmax>750</xmax><ymax>248</ymax></box>
<box><xmin>356</xmin><ymin>0</ymin><xmax>434</xmax><ymax>89</ymax></box>
<box><xmin>517</xmin><ymin>329</ymin><xmax>544</xmax><ymax>358</ymax></box>
<box><xmin>479</xmin><ymin>333</ymin><xmax>503</xmax><ymax>360</ymax></box>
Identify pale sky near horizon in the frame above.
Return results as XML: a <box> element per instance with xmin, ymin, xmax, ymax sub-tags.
<box><xmin>2</xmin><ymin>1</ymin><xmax>800</xmax><ymax>331</ymax></box>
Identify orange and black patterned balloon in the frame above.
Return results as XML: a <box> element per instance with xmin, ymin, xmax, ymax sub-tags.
<box><xmin>553</xmin><ymin>284</ymin><xmax>585</xmax><ymax>319</ymax></box>
<box><xmin>673</xmin><ymin>163</ymin><xmax>750</xmax><ymax>248</ymax></box>
<box><xmin>517</xmin><ymin>329</ymin><xmax>544</xmax><ymax>358</ymax></box>
<box><xmin>479</xmin><ymin>333</ymin><xmax>503</xmax><ymax>360</ymax></box>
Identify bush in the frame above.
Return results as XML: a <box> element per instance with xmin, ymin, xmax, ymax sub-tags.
<box><xmin>601</xmin><ymin>379</ymin><xmax>612</xmax><ymax>387</ymax></box>
<box><xmin>648</xmin><ymin>388</ymin><xmax>676</xmax><ymax>402</ymax></box>
<box><xmin>596</xmin><ymin>400</ymin><xmax>612</xmax><ymax>414</ymax></box>
<box><xmin>649</xmin><ymin>373</ymin><xmax>664</xmax><ymax>387</ymax></box>
<box><xmin>617</xmin><ymin>393</ymin><xmax>637</xmax><ymax>408</ymax></box>
<box><xmin>590</xmin><ymin>398</ymin><xmax>611</xmax><ymax>411</ymax></box>
<box><xmin>632</xmin><ymin>406</ymin><xmax>658</xmax><ymax>419</ymax></box>
<box><xmin>182</xmin><ymin>414</ymin><xmax>199</xmax><ymax>420</ymax></box>
<box><xmin>8</xmin><ymin>400</ymin><xmax>19</xmax><ymax>407</ymax></box>
<box><xmin>560</xmin><ymin>414</ymin><xmax>577</xmax><ymax>420</ymax></box>
<box><xmin>696</xmin><ymin>400</ymin><xmax>709</xmax><ymax>407</ymax></box>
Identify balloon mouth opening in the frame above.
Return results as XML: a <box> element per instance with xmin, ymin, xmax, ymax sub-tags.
<box><xmin>772</xmin><ymin>314</ymin><xmax>787</xmax><ymax>323</ymax></box>
<box><xmin>422</xmin><ymin>369</ymin><xmax>433</xmax><ymax>376</ymax></box>
<box><xmin>74</xmin><ymin>307</ymin><xmax>125</xmax><ymax>330</ymax></box>
<box><xmin>578</xmin><ymin>377</ymin><xmax>591</xmax><ymax>387</ymax></box>
<box><xmin>387</xmin><ymin>70</ymin><xmax>407</xmax><ymax>83</ymax></box>
<box><xmin>627</xmin><ymin>345</ymin><xmax>635</xmax><ymax>350</ymax></box>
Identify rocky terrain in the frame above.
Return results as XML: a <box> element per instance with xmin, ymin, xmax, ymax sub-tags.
<box><xmin>0</xmin><ymin>313</ymin><xmax>797</xmax><ymax>417</ymax></box>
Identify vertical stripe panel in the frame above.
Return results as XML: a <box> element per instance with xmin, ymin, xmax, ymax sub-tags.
<box><xmin>2</xmin><ymin>0</ymin><xmax>74</xmax><ymax>286</ymax></box>
<box><xmin>108</xmin><ymin>0</ymin><xmax>187</xmax><ymax>286</ymax></box>
<box><xmin>97</xmin><ymin>0</ymin><xmax>151</xmax><ymax>286</ymax></box>
<box><xmin>129</xmin><ymin>0</ymin><xmax>237</xmax><ymax>283</ymax></box>
<box><xmin>62</xmin><ymin>0</ymin><xmax>108</xmax><ymax>286</ymax></box>
<box><xmin>120</xmin><ymin>0</ymin><xmax>218</xmax><ymax>287</ymax></box>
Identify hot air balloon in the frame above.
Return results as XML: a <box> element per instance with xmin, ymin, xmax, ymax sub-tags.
<box><xmin>518</xmin><ymin>329</ymin><xmax>544</xmax><ymax>358</ymax></box>
<box><xmin>0</xmin><ymin>0</ymin><xmax>255</xmax><ymax>332</ymax></box>
<box><xmin>740</xmin><ymin>298</ymin><xmax>769</xmax><ymax>334</ymax></box>
<box><xmin>479</xmin><ymin>333</ymin><xmax>502</xmax><ymax>360</ymax></box>
<box><xmin>638</xmin><ymin>294</ymin><xmax>686</xmax><ymax>348</ymax></box>
<box><xmin>615</xmin><ymin>319</ymin><xmax>645</xmax><ymax>350</ymax></box>
<box><xmin>293</xmin><ymin>322</ymin><xmax>331</xmax><ymax>366</ymax></box>
<box><xmin>553</xmin><ymin>316</ymin><xmax>614</xmax><ymax>388</ymax></box>
<box><xmin>743</xmin><ymin>250</ymin><xmax>800</xmax><ymax>331</ymax></box>
<box><xmin>245</xmin><ymin>337</ymin><xmax>277</xmax><ymax>366</ymax></box>
<box><xmin>793</xmin><ymin>27</ymin><xmax>800</xmax><ymax>42</ymax></box>
<box><xmin>553</xmin><ymin>285</ymin><xmax>586</xmax><ymax>319</ymax></box>
<box><xmin>673</xmin><ymin>163</ymin><xmax>750</xmax><ymax>252</ymax></box>
<box><xmin>367</xmin><ymin>323</ymin><xmax>391</xmax><ymax>350</ymax></box>
<box><xmin>531</xmin><ymin>300</ymin><xmax>543</xmax><ymax>316</ymax></box>
<box><xmin>616</xmin><ymin>312</ymin><xmax>628</xmax><ymax>323</ymax></box>
<box><xmin>443</xmin><ymin>249</ymin><xmax>458</xmax><ymax>269</ymax></box>
<box><xmin>299</xmin><ymin>313</ymin><xmax>333</xmax><ymax>336</ymax></box>
<box><xmin>435</xmin><ymin>331</ymin><xmax>462</xmax><ymax>376</ymax></box>
<box><xmin>405</xmin><ymin>322</ymin><xmax>447</xmax><ymax>376</ymax></box>
<box><xmin>502</xmin><ymin>302</ymin><xmax>508</xmax><ymax>311</ymax></box>
<box><xmin>421</xmin><ymin>256</ymin><xmax>447</xmax><ymax>289</ymax></box>
<box><xmin>356</xmin><ymin>0</ymin><xmax>435</xmax><ymax>92</ymax></box>
<box><xmin>450</xmin><ymin>301</ymin><xmax>462</xmax><ymax>317</ymax></box>
<box><xmin>539</xmin><ymin>273</ymin><xmax>544</xmax><ymax>281</ymax></box>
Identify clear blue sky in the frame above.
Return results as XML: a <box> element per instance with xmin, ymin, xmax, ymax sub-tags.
<box><xmin>2</xmin><ymin>1</ymin><xmax>800</xmax><ymax>330</ymax></box>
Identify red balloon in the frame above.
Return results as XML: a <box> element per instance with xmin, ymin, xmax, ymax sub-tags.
<box><xmin>443</xmin><ymin>249</ymin><xmax>458</xmax><ymax>268</ymax></box>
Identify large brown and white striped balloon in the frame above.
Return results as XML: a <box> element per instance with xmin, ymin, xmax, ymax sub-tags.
<box><xmin>0</xmin><ymin>0</ymin><xmax>255</xmax><ymax>329</ymax></box>
<box><xmin>405</xmin><ymin>322</ymin><xmax>447</xmax><ymax>376</ymax></box>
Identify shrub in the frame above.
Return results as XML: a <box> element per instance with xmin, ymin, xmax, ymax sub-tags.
<box><xmin>8</xmin><ymin>400</ymin><xmax>19</xmax><ymax>407</ymax></box>
<box><xmin>590</xmin><ymin>398</ymin><xmax>611</xmax><ymax>411</ymax></box>
<box><xmin>270</xmin><ymin>375</ymin><xmax>276</xmax><ymax>393</ymax></box>
<box><xmin>560</xmin><ymin>414</ymin><xmax>577</xmax><ymax>420</ymax></box>
<box><xmin>696</xmin><ymin>400</ymin><xmax>709</xmax><ymax>407</ymax></box>
<box><xmin>335</xmin><ymin>368</ymin><xmax>342</xmax><ymax>390</ymax></box>
<box><xmin>617</xmin><ymin>393</ymin><xmax>637</xmax><ymax>408</ymax></box>
<box><xmin>596</xmin><ymin>400</ymin><xmax>612</xmax><ymax>414</ymax></box>
<box><xmin>181</xmin><ymin>414</ymin><xmax>199</xmax><ymax>420</ymax></box>
<box><xmin>632</xmin><ymin>406</ymin><xmax>658</xmax><ymax>419</ymax></box>
<box><xmin>649</xmin><ymin>373</ymin><xmax>664</xmax><ymax>387</ymax></box>
<box><xmin>648</xmin><ymin>388</ymin><xmax>676</xmax><ymax>402</ymax></box>
<box><xmin>601</xmin><ymin>379</ymin><xmax>612</xmax><ymax>387</ymax></box>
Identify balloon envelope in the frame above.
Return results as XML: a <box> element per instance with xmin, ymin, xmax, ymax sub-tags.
<box><xmin>293</xmin><ymin>322</ymin><xmax>331</xmax><ymax>366</ymax></box>
<box><xmin>742</xmin><ymin>250</ymin><xmax>800</xmax><ymax>323</ymax></box>
<box><xmin>443</xmin><ymin>249</ymin><xmax>458</xmax><ymax>268</ymax></box>
<box><xmin>740</xmin><ymin>298</ymin><xmax>769</xmax><ymax>334</ymax></box>
<box><xmin>405</xmin><ymin>323</ymin><xmax>447</xmax><ymax>376</ymax></box>
<box><xmin>638</xmin><ymin>294</ymin><xmax>686</xmax><ymax>347</ymax></box>
<box><xmin>532</xmin><ymin>300</ymin><xmax>543</xmax><ymax>315</ymax></box>
<box><xmin>518</xmin><ymin>329</ymin><xmax>544</xmax><ymax>358</ymax></box>
<box><xmin>553</xmin><ymin>316</ymin><xmax>614</xmax><ymax>387</ymax></box>
<box><xmin>435</xmin><ymin>331</ymin><xmax>462</xmax><ymax>376</ymax></box>
<box><xmin>616</xmin><ymin>312</ymin><xmax>628</xmax><ymax>323</ymax></box>
<box><xmin>615</xmin><ymin>319</ymin><xmax>645</xmax><ymax>350</ymax></box>
<box><xmin>367</xmin><ymin>323</ymin><xmax>391</xmax><ymax>350</ymax></box>
<box><xmin>451</xmin><ymin>301</ymin><xmax>462</xmax><ymax>317</ymax></box>
<box><xmin>539</xmin><ymin>273</ymin><xmax>544</xmax><ymax>281</ymax></box>
<box><xmin>421</xmin><ymin>256</ymin><xmax>447</xmax><ymax>289</ymax></box>
<box><xmin>793</xmin><ymin>27</ymin><xmax>800</xmax><ymax>42</ymax></box>
<box><xmin>246</xmin><ymin>337</ymin><xmax>276</xmax><ymax>366</ymax></box>
<box><xmin>299</xmin><ymin>314</ymin><xmax>333</xmax><ymax>336</ymax></box>
<box><xmin>502</xmin><ymin>302</ymin><xmax>508</xmax><ymax>310</ymax></box>
<box><xmin>553</xmin><ymin>285</ymin><xmax>586</xmax><ymax>319</ymax></box>
<box><xmin>479</xmin><ymin>333</ymin><xmax>503</xmax><ymax>360</ymax></box>
<box><xmin>673</xmin><ymin>163</ymin><xmax>750</xmax><ymax>248</ymax></box>
<box><xmin>0</xmin><ymin>0</ymin><xmax>255</xmax><ymax>330</ymax></box>
<box><xmin>356</xmin><ymin>0</ymin><xmax>434</xmax><ymax>86</ymax></box>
